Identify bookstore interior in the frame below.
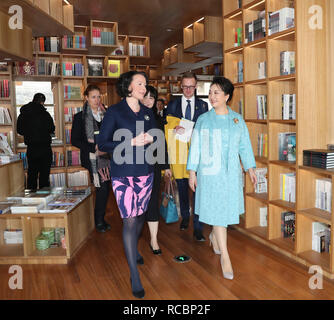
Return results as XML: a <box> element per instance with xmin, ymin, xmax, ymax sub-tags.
<box><xmin>0</xmin><ymin>0</ymin><xmax>333</xmax><ymax>303</ymax></box>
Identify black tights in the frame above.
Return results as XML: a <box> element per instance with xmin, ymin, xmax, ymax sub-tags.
<box><xmin>122</xmin><ymin>213</ymin><xmax>146</xmax><ymax>292</ymax></box>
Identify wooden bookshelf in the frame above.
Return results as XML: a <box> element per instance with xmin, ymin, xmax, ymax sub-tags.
<box><xmin>90</xmin><ymin>20</ymin><xmax>118</xmax><ymax>48</ymax></box>
<box><xmin>223</xmin><ymin>0</ymin><xmax>334</xmax><ymax>278</ymax></box>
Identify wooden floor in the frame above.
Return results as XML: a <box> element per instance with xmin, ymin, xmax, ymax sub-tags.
<box><xmin>1</xmin><ymin>194</ymin><xmax>334</xmax><ymax>300</ymax></box>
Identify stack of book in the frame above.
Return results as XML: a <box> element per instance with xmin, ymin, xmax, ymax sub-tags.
<box><xmin>254</xmin><ymin>167</ymin><xmax>268</xmax><ymax>193</ymax></box>
<box><xmin>51</xmin><ymin>151</ymin><xmax>65</xmax><ymax>168</ymax></box>
<box><xmin>245</xmin><ymin>10</ymin><xmax>266</xmax><ymax>43</ymax></box>
<box><xmin>280</xmin><ymin>51</ymin><xmax>295</xmax><ymax>75</ymax></box>
<box><xmin>34</xmin><ymin>37</ymin><xmax>60</xmax><ymax>53</ymax></box>
<box><xmin>257</xmin><ymin>133</ymin><xmax>268</xmax><ymax>157</ymax></box>
<box><xmin>49</xmin><ymin>173</ymin><xmax>66</xmax><ymax>187</ymax></box>
<box><xmin>281</xmin><ymin>211</ymin><xmax>295</xmax><ymax>240</ymax></box>
<box><xmin>129</xmin><ymin>43</ymin><xmax>146</xmax><ymax>56</ymax></box>
<box><xmin>0</xmin><ymin>79</ymin><xmax>10</xmax><ymax>98</ymax></box>
<box><xmin>62</xmin><ymin>35</ymin><xmax>86</xmax><ymax>49</ymax></box>
<box><xmin>37</xmin><ymin>59</ymin><xmax>60</xmax><ymax>76</ymax></box>
<box><xmin>62</xmin><ymin>63</ymin><xmax>84</xmax><ymax>77</ymax></box>
<box><xmin>269</xmin><ymin>7</ymin><xmax>295</xmax><ymax>35</ymax></box>
<box><xmin>87</xmin><ymin>59</ymin><xmax>104</xmax><ymax>76</ymax></box>
<box><xmin>10</xmin><ymin>202</ymin><xmax>44</xmax><ymax>214</ymax></box>
<box><xmin>312</xmin><ymin>222</ymin><xmax>331</xmax><ymax>253</ymax></box>
<box><xmin>64</xmin><ymin>86</ymin><xmax>82</xmax><ymax>100</ymax></box>
<box><xmin>67</xmin><ymin>150</ymin><xmax>81</xmax><ymax>166</ymax></box>
<box><xmin>258</xmin><ymin>61</ymin><xmax>267</xmax><ymax>79</ymax></box>
<box><xmin>234</xmin><ymin>28</ymin><xmax>242</xmax><ymax>47</ymax></box>
<box><xmin>303</xmin><ymin>149</ymin><xmax>334</xmax><ymax>169</ymax></box>
<box><xmin>282</xmin><ymin>94</ymin><xmax>296</xmax><ymax>120</ymax></box>
<box><xmin>4</xmin><ymin>229</ymin><xmax>23</xmax><ymax>244</ymax></box>
<box><xmin>0</xmin><ymin>107</ymin><xmax>12</xmax><ymax>124</ymax></box>
<box><xmin>67</xmin><ymin>171</ymin><xmax>89</xmax><ymax>187</ymax></box>
<box><xmin>92</xmin><ymin>28</ymin><xmax>114</xmax><ymax>45</ymax></box>
<box><xmin>236</xmin><ymin>60</ymin><xmax>243</xmax><ymax>83</ymax></box>
<box><xmin>278</xmin><ymin>132</ymin><xmax>296</xmax><ymax>161</ymax></box>
<box><xmin>280</xmin><ymin>172</ymin><xmax>296</xmax><ymax>203</ymax></box>
<box><xmin>259</xmin><ymin>207</ymin><xmax>268</xmax><ymax>227</ymax></box>
<box><xmin>315</xmin><ymin>178</ymin><xmax>332</xmax><ymax>212</ymax></box>
<box><xmin>256</xmin><ymin>95</ymin><xmax>267</xmax><ymax>119</ymax></box>
<box><xmin>64</xmin><ymin>107</ymin><xmax>83</xmax><ymax>122</ymax></box>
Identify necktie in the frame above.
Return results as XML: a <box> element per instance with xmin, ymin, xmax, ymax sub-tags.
<box><xmin>185</xmin><ymin>99</ymin><xmax>191</xmax><ymax>120</ymax></box>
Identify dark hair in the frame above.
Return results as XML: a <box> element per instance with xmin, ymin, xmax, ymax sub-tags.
<box><xmin>116</xmin><ymin>71</ymin><xmax>149</xmax><ymax>98</ymax></box>
<box><xmin>181</xmin><ymin>72</ymin><xmax>197</xmax><ymax>83</ymax></box>
<box><xmin>32</xmin><ymin>93</ymin><xmax>46</xmax><ymax>104</ymax></box>
<box><xmin>84</xmin><ymin>84</ymin><xmax>101</xmax><ymax>97</ymax></box>
<box><xmin>211</xmin><ymin>76</ymin><xmax>234</xmax><ymax>103</ymax></box>
<box><xmin>144</xmin><ymin>85</ymin><xmax>158</xmax><ymax>114</ymax></box>
<box><xmin>157</xmin><ymin>98</ymin><xmax>165</xmax><ymax>105</ymax></box>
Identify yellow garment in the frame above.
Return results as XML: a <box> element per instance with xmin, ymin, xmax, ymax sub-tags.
<box><xmin>164</xmin><ymin>115</ymin><xmax>190</xmax><ymax>179</ymax></box>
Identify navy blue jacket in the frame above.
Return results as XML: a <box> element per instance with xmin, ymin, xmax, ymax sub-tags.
<box><xmin>166</xmin><ymin>96</ymin><xmax>208</xmax><ymax>123</ymax></box>
<box><xmin>98</xmin><ymin>99</ymin><xmax>158</xmax><ymax>177</ymax></box>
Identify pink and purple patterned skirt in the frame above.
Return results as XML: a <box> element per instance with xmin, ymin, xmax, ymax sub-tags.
<box><xmin>111</xmin><ymin>173</ymin><xmax>154</xmax><ymax>219</ymax></box>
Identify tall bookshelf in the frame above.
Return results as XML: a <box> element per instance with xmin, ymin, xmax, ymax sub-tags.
<box><xmin>223</xmin><ymin>0</ymin><xmax>334</xmax><ymax>278</ymax></box>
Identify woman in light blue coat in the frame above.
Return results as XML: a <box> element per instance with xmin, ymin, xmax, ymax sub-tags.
<box><xmin>187</xmin><ymin>77</ymin><xmax>257</xmax><ymax>280</ymax></box>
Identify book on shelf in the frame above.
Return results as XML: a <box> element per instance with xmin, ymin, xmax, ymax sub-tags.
<box><xmin>51</xmin><ymin>151</ymin><xmax>65</xmax><ymax>168</ymax></box>
<box><xmin>67</xmin><ymin>170</ymin><xmax>89</xmax><ymax>187</ymax></box>
<box><xmin>4</xmin><ymin>229</ymin><xmax>23</xmax><ymax>244</ymax></box>
<box><xmin>281</xmin><ymin>211</ymin><xmax>295</xmax><ymax>240</ymax></box>
<box><xmin>257</xmin><ymin>133</ymin><xmax>268</xmax><ymax>158</ymax></box>
<box><xmin>67</xmin><ymin>150</ymin><xmax>81</xmax><ymax>166</ymax></box>
<box><xmin>238</xmin><ymin>99</ymin><xmax>244</xmax><ymax>117</ymax></box>
<box><xmin>238</xmin><ymin>0</ymin><xmax>242</xmax><ymax>8</ymax></box>
<box><xmin>48</xmin><ymin>195</ymin><xmax>82</xmax><ymax>207</ymax></box>
<box><xmin>256</xmin><ymin>95</ymin><xmax>267</xmax><ymax>120</ymax></box>
<box><xmin>108</xmin><ymin>60</ymin><xmax>121</xmax><ymax>77</ymax></box>
<box><xmin>303</xmin><ymin>149</ymin><xmax>334</xmax><ymax>169</ymax></box>
<box><xmin>254</xmin><ymin>167</ymin><xmax>267</xmax><ymax>193</ymax></box>
<box><xmin>244</xmin><ymin>11</ymin><xmax>266</xmax><ymax>44</ymax></box>
<box><xmin>312</xmin><ymin>222</ymin><xmax>331</xmax><ymax>253</ymax></box>
<box><xmin>328</xmin><ymin>144</ymin><xmax>334</xmax><ymax>150</ymax></box>
<box><xmin>38</xmin><ymin>59</ymin><xmax>60</xmax><ymax>76</ymax></box>
<box><xmin>315</xmin><ymin>178</ymin><xmax>332</xmax><ymax>212</ymax></box>
<box><xmin>278</xmin><ymin>132</ymin><xmax>296</xmax><ymax>161</ymax></box>
<box><xmin>65</xmin><ymin>128</ymin><xmax>72</xmax><ymax>144</ymax></box>
<box><xmin>280</xmin><ymin>51</ymin><xmax>295</xmax><ymax>76</ymax></box>
<box><xmin>10</xmin><ymin>202</ymin><xmax>45</xmax><ymax>214</ymax></box>
<box><xmin>258</xmin><ymin>61</ymin><xmax>266</xmax><ymax>79</ymax></box>
<box><xmin>87</xmin><ymin>58</ymin><xmax>104</xmax><ymax>77</ymax></box>
<box><xmin>236</xmin><ymin>60</ymin><xmax>243</xmax><ymax>83</ymax></box>
<box><xmin>21</xmin><ymin>192</ymin><xmax>55</xmax><ymax>205</ymax></box>
<box><xmin>280</xmin><ymin>172</ymin><xmax>296</xmax><ymax>203</ymax></box>
<box><xmin>92</xmin><ymin>28</ymin><xmax>114</xmax><ymax>46</ymax></box>
<box><xmin>62</xmin><ymin>62</ymin><xmax>84</xmax><ymax>77</ymax></box>
<box><xmin>0</xmin><ymin>202</ymin><xmax>16</xmax><ymax>214</ymax></box>
<box><xmin>0</xmin><ymin>62</ymin><xmax>9</xmax><ymax>72</ymax></box>
<box><xmin>234</xmin><ymin>28</ymin><xmax>243</xmax><ymax>47</ymax></box>
<box><xmin>62</xmin><ymin>35</ymin><xmax>86</xmax><ymax>49</ymax></box>
<box><xmin>0</xmin><ymin>107</ymin><xmax>12</xmax><ymax>124</ymax></box>
<box><xmin>259</xmin><ymin>207</ymin><xmax>267</xmax><ymax>227</ymax></box>
<box><xmin>0</xmin><ymin>79</ymin><xmax>10</xmax><ymax>98</ymax></box>
<box><xmin>269</xmin><ymin>7</ymin><xmax>295</xmax><ymax>36</ymax></box>
<box><xmin>19</xmin><ymin>152</ymin><xmax>27</xmax><ymax>169</ymax></box>
<box><xmin>34</xmin><ymin>37</ymin><xmax>60</xmax><ymax>53</ymax></box>
<box><xmin>39</xmin><ymin>205</ymin><xmax>74</xmax><ymax>214</ymax></box>
<box><xmin>0</xmin><ymin>132</ymin><xmax>14</xmax><ymax>156</ymax></box>
<box><xmin>129</xmin><ymin>43</ymin><xmax>146</xmax><ymax>56</ymax></box>
<box><xmin>64</xmin><ymin>86</ymin><xmax>82</xmax><ymax>100</ymax></box>
<box><xmin>282</xmin><ymin>93</ymin><xmax>296</xmax><ymax>120</ymax></box>
<box><xmin>14</xmin><ymin>61</ymin><xmax>35</xmax><ymax>75</ymax></box>
<box><xmin>64</xmin><ymin>107</ymin><xmax>83</xmax><ymax>122</ymax></box>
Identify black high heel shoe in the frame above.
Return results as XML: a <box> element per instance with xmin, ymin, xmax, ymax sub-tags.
<box><xmin>149</xmin><ymin>244</ymin><xmax>162</xmax><ymax>255</ymax></box>
<box><xmin>136</xmin><ymin>256</ymin><xmax>144</xmax><ymax>265</ymax></box>
<box><xmin>130</xmin><ymin>278</ymin><xmax>145</xmax><ymax>299</ymax></box>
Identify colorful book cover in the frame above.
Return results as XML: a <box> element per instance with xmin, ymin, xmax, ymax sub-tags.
<box><xmin>108</xmin><ymin>60</ymin><xmax>120</xmax><ymax>77</ymax></box>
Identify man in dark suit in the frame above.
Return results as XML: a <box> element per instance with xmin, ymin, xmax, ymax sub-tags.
<box><xmin>166</xmin><ymin>72</ymin><xmax>208</xmax><ymax>241</ymax></box>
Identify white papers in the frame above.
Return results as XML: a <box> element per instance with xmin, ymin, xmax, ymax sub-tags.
<box><xmin>175</xmin><ymin>118</ymin><xmax>195</xmax><ymax>143</ymax></box>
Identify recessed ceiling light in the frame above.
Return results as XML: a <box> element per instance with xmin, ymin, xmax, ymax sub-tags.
<box><xmin>166</xmin><ymin>28</ymin><xmax>173</xmax><ymax>32</ymax></box>
<box><xmin>4</xmin><ymin>58</ymin><xmax>12</xmax><ymax>61</ymax></box>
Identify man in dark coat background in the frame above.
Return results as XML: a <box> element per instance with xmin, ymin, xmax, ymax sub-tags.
<box><xmin>17</xmin><ymin>93</ymin><xmax>55</xmax><ymax>190</ymax></box>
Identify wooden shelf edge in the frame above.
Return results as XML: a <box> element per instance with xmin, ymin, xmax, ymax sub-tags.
<box><xmin>224</xmin><ymin>46</ymin><xmax>244</xmax><ymax>54</ymax></box>
<box><xmin>269</xmin><ymin>160</ymin><xmax>296</xmax><ymax>169</ymax></box>
<box><xmin>298</xmin><ymin>208</ymin><xmax>332</xmax><ymax>225</ymax></box>
<box><xmin>224</xmin><ymin>8</ymin><xmax>243</xmax><ymax>20</ymax></box>
<box><xmin>299</xmin><ymin>166</ymin><xmax>334</xmax><ymax>176</ymax></box>
<box><xmin>268</xmin><ymin>28</ymin><xmax>296</xmax><ymax>41</ymax></box>
<box><xmin>269</xmin><ymin>199</ymin><xmax>296</xmax><ymax>211</ymax></box>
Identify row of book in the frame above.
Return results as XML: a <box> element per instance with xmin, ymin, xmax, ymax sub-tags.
<box><xmin>129</xmin><ymin>43</ymin><xmax>146</xmax><ymax>57</ymax></box>
<box><xmin>315</xmin><ymin>178</ymin><xmax>332</xmax><ymax>212</ymax></box>
<box><xmin>245</xmin><ymin>10</ymin><xmax>266</xmax><ymax>43</ymax></box>
<box><xmin>0</xmin><ymin>107</ymin><xmax>11</xmax><ymax>124</ymax></box>
<box><xmin>236</xmin><ymin>60</ymin><xmax>243</xmax><ymax>83</ymax></box>
<box><xmin>282</xmin><ymin>94</ymin><xmax>296</xmax><ymax>120</ymax></box>
<box><xmin>303</xmin><ymin>149</ymin><xmax>334</xmax><ymax>169</ymax></box>
<box><xmin>280</xmin><ymin>172</ymin><xmax>296</xmax><ymax>203</ymax></box>
<box><xmin>64</xmin><ymin>107</ymin><xmax>82</xmax><ymax>123</ymax></box>
<box><xmin>91</xmin><ymin>29</ymin><xmax>115</xmax><ymax>46</ymax></box>
<box><xmin>278</xmin><ymin>132</ymin><xmax>296</xmax><ymax>162</ymax></box>
<box><xmin>48</xmin><ymin>171</ymin><xmax>89</xmax><ymax>188</ymax></box>
<box><xmin>64</xmin><ymin>86</ymin><xmax>82</xmax><ymax>100</ymax></box>
<box><xmin>37</xmin><ymin>59</ymin><xmax>61</xmax><ymax>76</ymax></box>
<box><xmin>62</xmin><ymin>35</ymin><xmax>86</xmax><ymax>49</ymax></box>
<box><xmin>67</xmin><ymin>150</ymin><xmax>81</xmax><ymax>166</ymax></box>
<box><xmin>255</xmin><ymin>167</ymin><xmax>267</xmax><ymax>194</ymax></box>
<box><xmin>280</xmin><ymin>51</ymin><xmax>295</xmax><ymax>76</ymax></box>
<box><xmin>3</xmin><ymin>229</ymin><xmax>23</xmax><ymax>244</ymax></box>
<box><xmin>256</xmin><ymin>95</ymin><xmax>267</xmax><ymax>120</ymax></box>
<box><xmin>35</xmin><ymin>227</ymin><xmax>66</xmax><ymax>250</ymax></box>
<box><xmin>312</xmin><ymin>222</ymin><xmax>330</xmax><ymax>253</ymax></box>
<box><xmin>65</xmin><ymin>129</ymin><xmax>72</xmax><ymax>145</ymax></box>
<box><xmin>268</xmin><ymin>7</ymin><xmax>295</xmax><ymax>36</ymax></box>
<box><xmin>19</xmin><ymin>151</ymin><xmax>65</xmax><ymax>169</ymax></box>
<box><xmin>257</xmin><ymin>133</ymin><xmax>268</xmax><ymax>158</ymax></box>
<box><xmin>233</xmin><ymin>28</ymin><xmax>242</xmax><ymax>47</ymax></box>
<box><xmin>0</xmin><ymin>79</ymin><xmax>10</xmax><ymax>98</ymax></box>
<box><xmin>62</xmin><ymin>63</ymin><xmax>85</xmax><ymax>77</ymax></box>
<box><xmin>258</xmin><ymin>61</ymin><xmax>266</xmax><ymax>79</ymax></box>
<box><xmin>33</xmin><ymin>37</ymin><xmax>60</xmax><ymax>53</ymax></box>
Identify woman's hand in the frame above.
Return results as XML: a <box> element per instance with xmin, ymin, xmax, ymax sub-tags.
<box><xmin>189</xmin><ymin>170</ymin><xmax>197</xmax><ymax>192</ymax></box>
<box><xmin>164</xmin><ymin>169</ymin><xmax>172</xmax><ymax>179</ymax></box>
<box><xmin>131</xmin><ymin>132</ymin><xmax>146</xmax><ymax>146</ymax></box>
<box><xmin>248</xmin><ymin>168</ymin><xmax>257</xmax><ymax>190</ymax></box>
<box><xmin>144</xmin><ymin>132</ymin><xmax>154</xmax><ymax>144</ymax></box>
<box><xmin>174</xmin><ymin>126</ymin><xmax>185</xmax><ymax>135</ymax></box>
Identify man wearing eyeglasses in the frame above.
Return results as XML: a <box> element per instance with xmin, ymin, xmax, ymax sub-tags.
<box><xmin>166</xmin><ymin>72</ymin><xmax>208</xmax><ymax>241</ymax></box>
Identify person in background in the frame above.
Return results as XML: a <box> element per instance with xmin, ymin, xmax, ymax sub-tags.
<box><xmin>156</xmin><ymin>98</ymin><xmax>166</xmax><ymax>121</ymax></box>
<box><xmin>71</xmin><ymin>85</ymin><xmax>111</xmax><ymax>233</ymax></box>
<box><xmin>141</xmin><ymin>85</ymin><xmax>172</xmax><ymax>255</ymax></box>
<box><xmin>98</xmin><ymin>71</ymin><xmax>156</xmax><ymax>299</ymax></box>
<box><xmin>166</xmin><ymin>72</ymin><xmax>208</xmax><ymax>241</ymax></box>
<box><xmin>17</xmin><ymin>93</ymin><xmax>55</xmax><ymax>190</ymax></box>
<box><xmin>187</xmin><ymin>76</ymin><xmax>257</xmax><ymax>280</ymax></box>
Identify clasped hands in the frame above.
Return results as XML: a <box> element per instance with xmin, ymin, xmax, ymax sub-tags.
<box><xmin>131</xmin><ymin>132</ymin><xmax>154</xmax><ymax>146</ymax></box>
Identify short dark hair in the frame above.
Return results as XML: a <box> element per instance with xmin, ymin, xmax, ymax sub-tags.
<box><xmin>32</xmin><ymin>93</ymin><xmax>46</xmax><ymax>104</ymax></box>
<box><xmin>144</xmin><ymin>85</ymin><xmax>158</xmax><ymax>102</ymax></box>
<box><xmin>181</xmin><ymin>72</ymin><xmax>197</xmax><ymax>83</ymax></box>
<box><xmin>116</xmin><ymin>71</ymin><xmax>149</xmax><ymax>98</ymax></box>
<box><xmin>84</xmin><ymin>84</ymin><xmax>101</xmax><ymax>97</ymax></box>
<box><xmin>157</xmin><ymin>98</ymin><xmax>165</xmax><ymax>105</ymax></box>
<box><xmin>211</xmin><ymin>76</ymin><xmax>234</xmax><ymax>103</ymax></box>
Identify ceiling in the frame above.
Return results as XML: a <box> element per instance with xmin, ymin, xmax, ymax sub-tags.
<box><xmin>71</xmin><ymin>0</ymin><xmax>222</xmax><ymax>65</ymax></box>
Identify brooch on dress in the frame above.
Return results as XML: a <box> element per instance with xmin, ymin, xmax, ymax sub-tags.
<box><xmin>144</xmin><ymin>115</ymin><xmax>150</xmax><ymax>121</ymax></box>
<box><xmin>233</xmin><ymin>118</ymin><xmax>239</xmax><ymax>124</ymax></box>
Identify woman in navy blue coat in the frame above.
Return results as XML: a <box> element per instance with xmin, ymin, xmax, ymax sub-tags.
<box><xmin>98</xmin><ymin>71</ymin><xmax>157</xmax><ymax>299</ymax></box>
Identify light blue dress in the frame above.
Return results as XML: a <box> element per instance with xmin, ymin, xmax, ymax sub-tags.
<box><xmin>187</xmin><ymin>107</ymin><xmax>256</xmax><ymax>227</ymax></box>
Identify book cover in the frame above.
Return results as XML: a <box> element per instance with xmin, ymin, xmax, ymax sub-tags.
<box><xmin>87</xmin><ymin>58</ymin><xmax>103</xmax><ymax>76</ymax></box>
<box><xmin>281</xmin><ymin>211</ymin><xmax>295</xmax><ymax>239</ymax></box>
<box><xmin>108</xmin><ymin>60</ymin><xmax>121</xmax><ymax>77</ymax></box>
